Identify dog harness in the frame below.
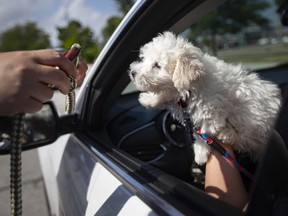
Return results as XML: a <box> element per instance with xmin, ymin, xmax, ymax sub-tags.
<box><xmin>178</xmin><ymin>99</ymin><xmax>254</xmax><ymax>180</ymax></box>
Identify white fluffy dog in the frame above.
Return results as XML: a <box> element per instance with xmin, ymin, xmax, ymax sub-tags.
<box><xmin>129</xmin><ymin>32</ymin><xmax>282</xmax><ymax>165</ymax></box>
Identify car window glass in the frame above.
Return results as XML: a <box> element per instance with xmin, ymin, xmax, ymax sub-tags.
<box><xmin>183</xmin><ymin>0</ymin><xmax>287</xmax><ymax>71</ymax></box>
<box><xmin>122</xmin><ymin>82</ymin><xmax>137</xmax><ymax>94</ymax></box>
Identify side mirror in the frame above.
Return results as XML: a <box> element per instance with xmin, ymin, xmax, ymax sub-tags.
<box><xmin>0</xmin><ymin>101</ymin><xmax>78</xmax><ymax>154</ymax></box>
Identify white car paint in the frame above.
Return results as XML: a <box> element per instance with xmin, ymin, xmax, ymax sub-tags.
<box><xmin>85</xmin><ymin>163</ymin><xmax>154</xmax><ymax>216</ymax></box>
<box><xmin>38</xmin><ymin>135</ymin><xmax>69</xmax><ymax>216</ymax></box>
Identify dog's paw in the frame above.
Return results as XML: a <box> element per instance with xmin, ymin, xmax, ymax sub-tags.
<box><xmin>193</xmin><ymin>141</ymin><xmax>211</xmax><ymax>165</ymax></box>
<box><xmin>194</xmin><ymin>152</ymin><xmax>209</xmax><ymax>165</ymax></box>
<box><xmin>139</xmin><ymin>92</ymin><xmax>160</xmax><ymax>108</ymax></box>
<box><xmin>216</xmin><ymin>127</ymin><xmax>237</xmax><ymax>145</ymax></box>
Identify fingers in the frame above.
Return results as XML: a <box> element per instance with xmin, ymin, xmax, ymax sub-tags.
<box><xmin>33</xmin><ymin>49</ymin><xmax>88</xmax><ymax>90</ymax></box>
<box><xmin>37</xmin><ymin>65</ymin><xmax>71</xmax><ymax>95</ymax></box>
<box><xmin>33</xmin><ymin>49</ymin><xmax>78</xmax><ymax>78</ymax></box>
<box><xmin>76</xmin><ymin>58</ymin><xmax>88</xmax><ymax>86</ymax></box>
<box><xmin>23</xmin><ymin>99</ymin><xmax>43</xmax><ymax>114</ymax></box>
<box><xmin>6</xmin><ymin>94</ymin><xmax>45</xmax><ymax>115</ymax></box>
<box><xmin>30</xmin><ymin>82</ymin><xmax>54</xmax><ymax>103</ymax></box>
<box><xmin>12</xmin><ymin>81</ymin><xmax>54</xmax><ymax>114</ymax></box>
<box><xmin>29</xmin><ymin>49</ymin><xmax>87</xmax><ymax>95</ymax></box>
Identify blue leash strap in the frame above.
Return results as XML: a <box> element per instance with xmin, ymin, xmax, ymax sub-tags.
<box><xmin>195</xmin><ymin>128</ymin><xmax>254</xmax><ymax>180</ymax></box>
<box><xmin>177</xmin><ymin>99</ymin><xmax>254</xmax><ymax>180</ymax></box>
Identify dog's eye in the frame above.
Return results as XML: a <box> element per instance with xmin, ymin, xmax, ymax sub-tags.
<box><xmin>152</xmin><ymin>62</ymin><xmax>161</xmax><ymax>69</ymax></box>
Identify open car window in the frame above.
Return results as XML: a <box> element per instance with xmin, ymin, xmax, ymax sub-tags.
<box><xmin>180</xmin><ymin>0</ymin><xmax>288</xmax><ymax>147</ymax></box>
<box><xmin>87</xmin><ymin>0</ymin><xmax>288</xmax><ymax>215</ymax></box>
<box><xmin>122</xmin><ymin>0</ymin><xmax>288</xmax><ymax>94</ymax></box>
<box><xmin>183</xmin><ymin>0</ymin><xmax>288</xmax><ymax>71</ymax></box>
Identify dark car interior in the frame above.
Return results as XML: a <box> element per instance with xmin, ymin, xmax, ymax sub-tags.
<box><xmin>107</xmin><ymin>92</ymin><xmax>194</xmax><ymax>181</ymax></box>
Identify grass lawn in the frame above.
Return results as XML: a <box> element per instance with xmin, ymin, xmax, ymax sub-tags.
<box><xmin>217</xmin><ymin>44</ymin><xmax>288</xmax><ymax>63</ymax></box>
<box><xmin>222</xmin><ymin>54</ymin><xmax>288</xmax><ymax>63</ymax></box>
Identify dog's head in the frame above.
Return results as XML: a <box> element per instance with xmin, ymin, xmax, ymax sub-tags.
<box><xmin>129</xmin><ymin>32</ymin><xmax>205</xmax><ymax>107</ymax></box>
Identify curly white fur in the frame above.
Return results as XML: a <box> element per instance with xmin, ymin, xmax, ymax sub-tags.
<box><xmin>129</xmin><ymin>32</ymin><xmax>282</xmax><ymax>165</ymax></box>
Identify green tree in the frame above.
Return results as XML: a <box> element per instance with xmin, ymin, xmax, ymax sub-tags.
<box><xmin>0</xmin><ymin>22</ymin><xmax>50</xmax><ymax>51</ymax></box>
<box><xmin>115</xmin><ymin>0</ymin><xmax>135</xmax><ymax>15</ymax></box>
<box><xmin>101</xmin><ymin>0</ymin><xmax>135</xmax><ymax>44</ymax></box>
<box><xmin>188</xmin><ymin>0</ymin><xmax>270</xmax><ymax>55</ymax></box>
<box><xmin>101</xmin><ymin>16</ymin><xmax>123</xmax><ymax>44</ymax></box>
<box><xmin>57</xmin><ymin>20</ymin><xmax>100</xmax><ymax>63</ymax></box>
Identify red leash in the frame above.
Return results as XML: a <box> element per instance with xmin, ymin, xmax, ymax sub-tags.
<box><xmin>178</xmin><ymin>99</ymin><xmax>254</xmax><ymax>180</ymax></box>
<box><xmin>195</xmin><ymin>127</ymin><xmax>254</xmax><ymax>180</ymax></box>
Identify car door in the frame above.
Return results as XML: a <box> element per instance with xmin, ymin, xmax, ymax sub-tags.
<box><xmin>39</xmin><ymin>0</ymin><xmax>288</xmax><ymax>215</ymax></box>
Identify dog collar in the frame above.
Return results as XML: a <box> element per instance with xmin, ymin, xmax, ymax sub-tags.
<box><xmin>178</xmin><ymin>98</ymin><xmax>188</xmax><ymax>109</ymax></box>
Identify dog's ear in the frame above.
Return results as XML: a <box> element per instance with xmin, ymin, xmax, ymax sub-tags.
<box><xmin>172</xmin><ymin>57</ymin><xmax>204</xmax><ymax>90</ymax></box>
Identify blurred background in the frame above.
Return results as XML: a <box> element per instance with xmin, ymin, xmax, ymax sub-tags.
<box><xmin>0</xmin><ymin>0</ymin><xmax>135</xmax><ymax>63</ymax></box>
<box><xmin>0</xmin><ymin>0</ymin><xmax>287</xmax><ymax>67</ymax></box>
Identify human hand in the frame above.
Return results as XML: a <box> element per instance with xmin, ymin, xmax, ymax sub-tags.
<box><xmin>0</xmin><ymin>49</ymin><xmax>87</xmax><ymax>116</ymax></box>
<box><xmin>76</xmin><ymin>57</ymin><xmax>88</xmax><ymax>87</ymax></box>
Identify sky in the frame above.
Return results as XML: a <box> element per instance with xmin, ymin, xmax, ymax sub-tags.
<box><xmin>0</xmin><ymin>0</ymin><xmax>282</xmax><ymax>48</ymax></box>
<box><xmin>0</xmin><ymin>0</ymin><xmax>119</xmax><ymax>47</ymax></box>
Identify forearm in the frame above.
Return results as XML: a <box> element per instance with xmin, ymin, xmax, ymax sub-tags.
<box><xmin>205</xmin><ymin>144</ymin><xmax>248</xmax><ymax>210</ymax></box>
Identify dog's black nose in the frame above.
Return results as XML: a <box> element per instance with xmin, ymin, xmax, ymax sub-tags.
<box><xmin>130</xmin><ymin>71</ymin><xmax>136</xmax><ymax>78</ymax></box>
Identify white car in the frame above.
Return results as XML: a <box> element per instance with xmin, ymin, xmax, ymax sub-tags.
<box><xmin>2</xmin><ymin>0</ymin><xmax>288</xmax><ymax>215</ymax></box>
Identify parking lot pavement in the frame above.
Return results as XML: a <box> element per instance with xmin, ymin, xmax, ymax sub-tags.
<box><xmin>0</xmin><ymin>149</ymin><xmax>49</xmax><ymax>216</ymax></box>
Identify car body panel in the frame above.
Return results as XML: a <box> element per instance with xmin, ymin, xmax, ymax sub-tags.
<box><xmin>38</xmin><ymin>135</ymin><xmax>69</xmax><ymax>216</ymax></box>
<box><xmin>39</xmin><ymin>134</ymin><xmax>158</xmax><ymax>216</ymax></box>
